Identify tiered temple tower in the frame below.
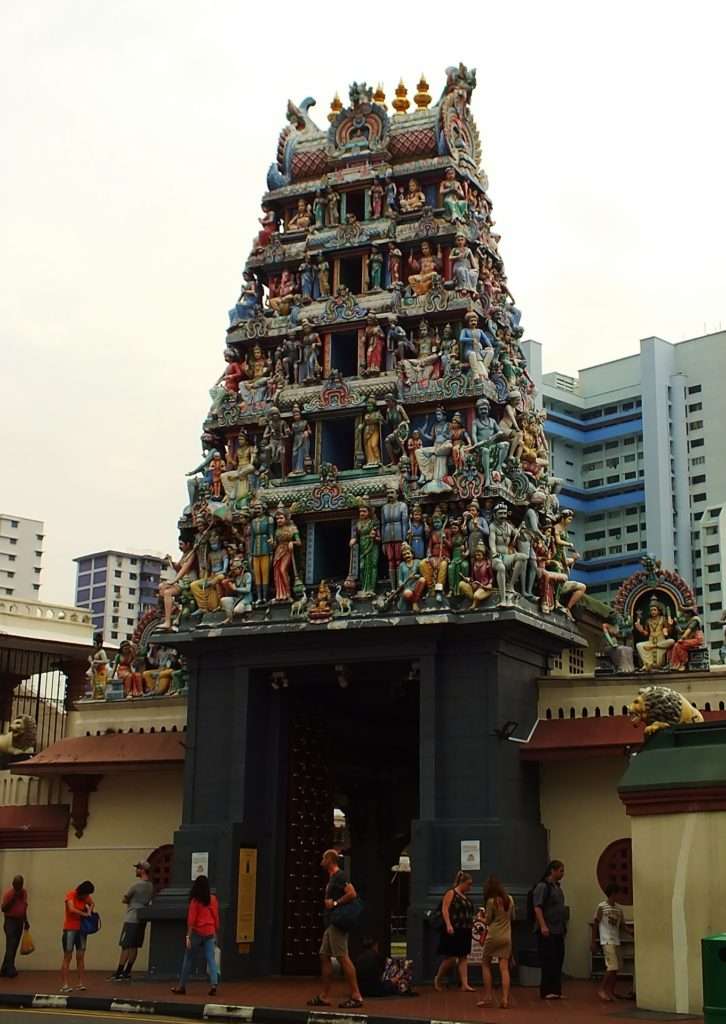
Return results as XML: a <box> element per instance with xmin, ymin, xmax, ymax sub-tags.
<box><xmin>150</xmin><ymin>65</ymin><xmax>585</xmax><ymax>980</ymax></box>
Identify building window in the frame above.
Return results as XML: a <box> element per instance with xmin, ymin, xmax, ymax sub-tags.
<box><xmin>126</xmin><ymin>618</ymin><xmax>135</xmax><ymax>626</ymax></box>
<box><xmin>8</xmin><ymin>539</ymin><xmax>16</xmax><ymax>546</ymax></box>
<box><xmin>128</xmin><ymin>603</ymin><xmax>135</xmax><ymax>610</ymax></box>
<box><xmin>130</xmin><ymin>559</ymin><xmax>137</xmax><ymax>566</ymax></box>
<box><xmin>688</xmin><ymin>384</ymin><xmax>702</xmax><ymax>394</ymax></box>
<box><xmin>626</xmin><ymin>542</ymin><xmax>639</xmax><ymax>551</ymax></box>
<box><xmin>706</xmin><ymin>544</ymin><xmax>720</xmax><ymax>554</ymax></box>
<box><xmin>688</xmin><ymin>402</ymin><xmax>703</xmax><ymax>413</ymax></box>
<box><xmin>585</xmin><ymin>531</ymin><xmax>606</xmax><ymax>541</ymax></box>
<box><xmin>597</xmin><ymin>838</ymin><xmax>633</xmax><ymax>904</ymax></box>
<box><xmin>32</xmin><ymin>584</ymin><xmax>40</xmax><ymax>591</ymax></box>
<box><xmin>623</xmin><ymin>437</ymin><xmax>635</xmax><ymax>446</ymax></box>
<box><xmin>129</xmin><ymin>573</ymin><xmax>138</xmax><ymax>581</ymax></box>
<box><xmin>607</xmin><ymin>475</ymin><xmax>620</xmax><ymax>484</ymax></box>
<box><xmin>129</xmin><ymin>588</ymin><xmax>136</xmax><ymax>596</ymax></box>
<box><xmin>691</xmin><ymin>456</ymin><xmax>706</xmax><ymax>466</ymax></box>
<box><xmin>585</xmin><ymin>479</ymin><xmax>603</xmax><ymax>489</ymax></box>
<box><xmin>114</xmin><ymin>570</ymin><xmax>122</xmax><ymax>578</ymax></box>
<box><xmin>569</xmin><ymin>648</ymin><xmax>585</xmax><ymax>674</ymax></box>
<box><xmin>690</xmin><ymin>438</ymin><xmax>704</xmax><ymax>449</ymax></box>
<box><xmin>693</xmin><ymin>493</ymin><xmax>707</xmax><ymax>503</ymax></box>
<box><xmin>624</xmin><ymin>454</ymin><xmax>636</xmax><ymax>463</ymax></box>
<box><xmin>690</xmin><ymin>420</ymin><xmax>704</xmax><ymax>430</ymax></box>
<box><xmin>9</xmin><ymin>521</ymin><xmax>18</xmax><ymax>529</ymax></box>
<box><xmin>583</xmin><ymin>445</ymin><xmax>602</xmax><ymax>455</ymax></box>
<box><xmin>111</xmin><ymin>631</ymin><xmax>118</xmax><ymax>639</ymax></box>
<box><xmin>707</xmin><ymin>564</ymin><xmax>720</xmax><ymax>574</ymax></box>
<box><xmin>710</xmin><ymin>602</ymin><xmax>722</xmax><ymax>611</ymax></box>
<box><xmin>708</xmin><ymin>583</ymin><xmax>721</xmax><ymax>593</ymax></box>
<box><xmin>605</xmin><ymin>441</ymin><xmax>619</xmax><ymax>450</ymax></box>
<box><xmin>624</xmin><ymin>471</ymin><xmax>636</xmax><ymax>480</ymax></box>
<box><xmin>710</xmin><ymin>508</ymin><xmax>722</xmax><ymax>517</ymax></box>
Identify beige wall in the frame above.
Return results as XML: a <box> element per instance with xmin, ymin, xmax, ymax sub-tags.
<box><xmin>0</xmin><ymin>769</ymin><xmax>183</xmax><ymax>971</ymax></box>
<box><xmin>539</xmin><ymin>756</ymin><xmax>633</xmax><ymax>979</ymax></box>
<box><xmin>631</xmin><ymin>811</ymin><xmax>726</xmax><ymax>1014</ymax></box>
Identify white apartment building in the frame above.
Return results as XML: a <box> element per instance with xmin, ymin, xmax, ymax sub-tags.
<box><xmin>73</xmin><ymin>549</ymin><xmax>167</xmax><ymax>646</ymax></box>
<box><xmin>0</xmin><ymin>514</ymin><xmax>44</xmax><ymax>599</ymax></box>
<box><xmin>539</xmin><ymin>329</ymin><xmax>726</xmax><ymax>656</ymax></box>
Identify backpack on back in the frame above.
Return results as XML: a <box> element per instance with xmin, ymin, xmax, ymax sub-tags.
<box><xmin>526</xmin><ymin>879</ymin><xmax>551</xmax><ymax>925</ymax></box>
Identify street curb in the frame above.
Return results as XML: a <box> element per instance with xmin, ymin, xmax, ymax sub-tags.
<box><xmin>0</xmin><ymin>991</ymin><xmax>455</xmax><ymax>1024</ymax></box>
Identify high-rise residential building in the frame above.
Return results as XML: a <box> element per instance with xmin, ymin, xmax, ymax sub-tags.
<box><xmin>73</xmin><ymin>549</ymin><xmax>167</xmax><ymax>644</ymax></box>
<box><xmin>0</xmin><ymin>514</ymin><xmax>44</xmax><ymax>599</ymax></box>
<box><xmin>540</xmin><ymin>329</ymin><xmax>726</xmax><ymax>655</ymax></box>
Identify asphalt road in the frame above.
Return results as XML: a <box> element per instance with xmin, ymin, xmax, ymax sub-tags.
<box><xmin>0</xmin><ymin>1011</ymin><xmax>190</xmax><ymax>1023</ymax></box>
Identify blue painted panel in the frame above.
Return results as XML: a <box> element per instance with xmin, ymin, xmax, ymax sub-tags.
<box><xmin>559</xmin><ymin>487</ymin><xmax>645</xmax><ymax>513</ymax></box>
<box><xmin>546</xmin><ymin>416</ymin><xmax>643</xmax><ymax>444</ymax></box>
<box><xmin>572</xmin><ymin>561</ymin><xmax>643</xmax><ymax>584</ymax></box>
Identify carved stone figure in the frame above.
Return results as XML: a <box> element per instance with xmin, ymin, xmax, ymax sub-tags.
<box><xmin>317</xmin><ymin>256</ymin><xmax>331</xmax><ymax>297</ymax></box>
<box><xmin>489</xmin><ymin>502</ymin><xmax>527</xmax><ymax>605</ymax></box>
<box><xmin>312</xmin><ymin>190</ymin><xmax>327</xmax><ymax>228</ymax></box>
<box><xmin>368</xmin><ymin>247</ymin><xmax>384</xmax><ymax>291</ymax></box>
<box><xmin>458</xmin><ymin>544</ymin><xmax>494</xmax><ymax>609</ymax></box>
<box><xmin>468</xmin><ymin>398</ymin><xmax>508</xmax><ymax>483</ymax></box>
<box><xmin>397</xmin><ymin>542</ymin><xmax>427</xmax><ymax>611</ymax></box>
<box><xmin>363</xmin><ymin>315</ymin><xmax>385</xmax><ymax>373</ymax></box>
<box><xmin>408</xmin><ymin>241</ymin><xmax>442</xmax><ymax>296</ymax></box>
<box><xmin>272</xmin><ymin>506</ymin><xmax>301</xmax><ymax>602</ymax></box>
<box><xmin>381</xmin><ymin>485</ymin><xmax>410</xmax><ymax>589</ymax></box>
<box><xmin>387</xmin><ymin>244</ymin><xmax>402</xmax><ymax>286</ymax></box>
<box><xmin>450</xmin><ymin>234</ymin><xmax>479</xmax><ymax>294</ymax></box>
<box><xmin>383</xmin><ymin>395</ymin><xmax>410</xmax><ymax>464</ymax></box>
<box><xmin>0</xmin><ymin>716</ymin><xmax>37</xmax><ymax>756</ymax></box>
<box><xmin>359</xmin><ymin>399</ymin><xmax>384</xmax><ymax>466</ymax></box>
<box><xmin>628</xmin><ymin>685</ymin><xmax>704</xmax><ymax>737</ymax></box>
<box><xmin>439</xmin><ymin>166</ymin><xmax>469</xmax><ymax>223</ymax></box>
<box><xmin>399</xmin><ymin>177</ymin><xmax>426</xmax><ymax>213</ymax></box>
<box><xmin>349</xmin><ymin>502</ymin><xmax>380</xmax><ymax>596</ymax></box>
<box><xmin>298</xmin><ymin>321</ymin><xmax>322</xmax><ymax>384</ymax></box>
<box><xmin>247</xmin><ymin>500</ymin><xmax>275</xmax><ymax>604</ymax></box>
<box><xmin>288</xmin><ymin>197</ymin><xmax>312</xmax><ymax>231</ymax></box>
<box><xmin>370</xmin><ymin>178</ymin><xmax>385</xmax><ymax>219</ymax></box>
<box><xmin>417</xmin><ymin>407</ymin><xmax>453</xmax><ymax>494</ymax></box>
<box><xmin>420</xmin><ymin>511</ymin><xmax>451</xmax><ymax>603</ymax></box>
<box><xmin>602</xmin><ymin>614</ymin><xmax>635</xmax><ymax>673</ymax></box>
<box><xmin>326</xmin><ymin>187</ymin><xmax>341</xmax><ymax>225</ymax></box>
<box><xmin>190</xmin><ymin>530</ymin><xmax>229</xmax><ymax>614</ymax></box>
<box><xmin>459</xmin><ymin>311</ymin><xmax>494</xmax><ymax>380</ymax></box>
<box><xmin>229</xmin><ymin>271</ymin><xmax>259</xmax><ymax>325</ymax></box>
<box><xmin>220</xmin><ymin>556</ymin><xmax>253</xmax><ymax>621</ymax></box>
<box><xmin>634</xmin><ymin>596</ymin><xmax>676</xmax><ymax>671</ymax></box>
<box><xmin>289</xmin><ymin>403</ymin><xmax>312</xmax><ymax>476</ymax></box>
<box><xmin>261</xmin><ymin>407</ymin><xmax>290</xmax><ymax>478</ymax></box>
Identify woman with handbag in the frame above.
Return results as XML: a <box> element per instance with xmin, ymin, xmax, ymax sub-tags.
<box><xmin>1</xmin><ymin>875</ymin><xmax>29</xmax><ymax>977</ymax></box>
<box><xmin>477</xmin><ymin>875</ymin><xmax>515</xmax><ymax>1009</ymax></box>
<box><xmin>433</xmin><ymin>871</ymin><xmax>475</xmax><ymax>992</ymax></box>
<box><xmin>171</xmin><ymin>875</ymin><xmax>220</xmax><ymax>997</ymax></box>
<box><xmin>60</xmin><ymin>880</ymin><xmax>95</xmax><ymax>993</ymax></box>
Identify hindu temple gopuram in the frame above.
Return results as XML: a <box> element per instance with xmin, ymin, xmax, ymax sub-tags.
<box><xmin>149</xmin><ymin>65</ymin><xmax>587</xmax><ymax>978</ymax></box>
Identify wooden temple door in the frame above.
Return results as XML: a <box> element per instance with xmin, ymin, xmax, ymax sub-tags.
<box><xmin>282</xmin><ymin>712</ymin><xmax>333</xmax><ymax>974</ymax></box>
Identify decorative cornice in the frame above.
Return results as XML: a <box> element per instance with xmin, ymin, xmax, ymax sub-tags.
<box><xmin>620</xmin><ymin>785</ymin><xmax>726</xmax><ymax>817</ymax></box>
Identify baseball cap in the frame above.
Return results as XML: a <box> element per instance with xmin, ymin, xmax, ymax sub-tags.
<box><xmin>134</xmin><ymin>861</ymin><xmax>151</xmax><ymax>871</ymax></box>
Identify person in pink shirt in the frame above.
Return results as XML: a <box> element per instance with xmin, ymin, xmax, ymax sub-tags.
<box><xmin>172</xmin><ymin>875</ymin><xmax>219</xmax><ymax>997</ymax></box>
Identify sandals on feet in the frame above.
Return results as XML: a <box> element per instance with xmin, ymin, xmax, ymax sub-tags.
<box><xmin>307</xmin><ymin>996</ymin><xmax>332</xmax><ymax>1007</ymax></box>
<box><xmin>339</xmin><ymin>999</ymin><xmax>364</xmax><ymax>1008</ymax></box>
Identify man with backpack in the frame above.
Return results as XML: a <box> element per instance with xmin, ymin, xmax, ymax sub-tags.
<box><xmin>532</xmin><ymin>860</ymin><xmax>566</xmax><ymax>1000</ymax></box>
<box><xmin>307</xmin><ymin>849</ymin><xmax>363</xmax><ymax>1010</ymax></box>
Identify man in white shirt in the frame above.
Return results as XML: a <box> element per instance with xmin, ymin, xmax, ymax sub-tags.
<box><xmin>591</xmin><ymin>884</ymin><xmax>630</xmax><ymax>1002</ymax></box>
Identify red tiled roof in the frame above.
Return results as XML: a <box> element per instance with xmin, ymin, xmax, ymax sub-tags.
<box><xmin>0</xmin><ymin>804</ymin><xmax>70</xmax><ymax>848</ymax></box>
<box><xmin>10</xmin><ymin>731</ymin><xmax>185</xmax><ymax>776</ymax></box>
<box><xmin>520</xmin><ymin>711</ymin><xmax>726</xmax><ymax>761</ymax></box>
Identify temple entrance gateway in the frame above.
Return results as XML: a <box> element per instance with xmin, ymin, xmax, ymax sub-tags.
<box><xmin>281</xmin><ymin>667</ymin><xmax>419</xmax><ymax>974</ymax></box>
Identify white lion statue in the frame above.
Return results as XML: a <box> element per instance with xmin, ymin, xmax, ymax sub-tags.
<box><xmin>0</xmin><ymin>716</ymin><xmax>37</xmax><ymax>756</ymax></box>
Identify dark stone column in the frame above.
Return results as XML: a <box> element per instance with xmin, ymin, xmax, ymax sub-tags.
<box><xmin>408</xmin><ymin>625</ymin><xmax>550</xmax><ymax>979</ymax></box>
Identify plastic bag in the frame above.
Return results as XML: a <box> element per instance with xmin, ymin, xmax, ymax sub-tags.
<box><xmin>20</xmin><ymin>930</ymin><xmax>34</xmax><ymax>956</ymax></box>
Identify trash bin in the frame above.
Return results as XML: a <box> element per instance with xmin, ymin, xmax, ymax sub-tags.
<box><xmin>702</xmin><ymin>933</ymin><xmax>726</xmax><ymax>1022</ymax></box>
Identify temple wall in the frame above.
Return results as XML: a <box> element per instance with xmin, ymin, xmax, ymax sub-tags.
<box><xmin>0</xmin><ymin>769</ymin><xmax>182</xmax><ymax>971</ymax></box>
<box><xmin>630</xmin><ymin>811</ymin><xmax>726</xmax><ymax>1013</ymax></box>
<box><xmin>539</xmin><ymin>756</ymin><xmax>633</xmax><ymax>979</ymax></box>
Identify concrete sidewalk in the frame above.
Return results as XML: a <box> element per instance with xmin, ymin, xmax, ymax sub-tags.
<box><xmin>0</xmin><ymin>972</ymin><xmax>667</xmax><ymax>1023</ymax></box>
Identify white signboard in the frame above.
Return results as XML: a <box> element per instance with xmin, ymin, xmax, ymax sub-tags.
<box><xmin>460</xmin><ymin>840</ymin><xmax>481</xmax><ymax>871</ymax></box>
<box><xmin>191</xmin><ymin>852</ymin><xmax>209</xmax><ymax>880</ymax></box>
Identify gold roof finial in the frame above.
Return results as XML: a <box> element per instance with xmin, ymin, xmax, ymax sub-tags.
<box><xmin>392</xmin><ymin>79</ymin><xmax>410</xmax><ymax>115</ymax></box>
<box><xmin>328</xmin><ymin>93</ymin><xmax>343</xmax><ymax>123</ymax></box>
<box><xmin>373</xmin><ymin>82</ymin><xmax>386</xmax><ymax>109</ymax></box>
<box><xmin>414</xmin><ymin>74</ymin><xmax>431</xmax><ymax>109</ymax></box>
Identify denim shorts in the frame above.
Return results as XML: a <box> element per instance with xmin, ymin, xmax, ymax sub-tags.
<box><xmin>62</xmin><ymin>929</ymin><xmax>87</xmax><ymax>953</ymax></box>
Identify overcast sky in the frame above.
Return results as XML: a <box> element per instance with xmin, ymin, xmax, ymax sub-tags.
<box><xmin>1</xmin><ymin>0</ymin><xmax>724</xmax><ymax>604</ymax></box>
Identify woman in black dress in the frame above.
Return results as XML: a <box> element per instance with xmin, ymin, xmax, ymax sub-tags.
<box><xmin>433</xmin><ymin>871</ymin><xmax>475</xmax><ymax>991</ymax></box>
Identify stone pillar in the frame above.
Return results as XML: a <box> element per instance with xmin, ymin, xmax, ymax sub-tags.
<box><xmin>408</xmin><ymin>626</ymin><xmax>550</xmax><ymax>978</ymax></box>
<box><xmin>619</xmin><ymin>722</ymin><xmax>726</xmax><ymax>1014</ymax></box>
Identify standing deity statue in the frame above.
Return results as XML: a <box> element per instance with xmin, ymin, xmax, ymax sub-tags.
<box><xmin>326</xmin><ymin>188</ymin><xmax>341</xmax><ymax>225</ymax></box>
<box><xmin>420</xmin><ymin>511</ymin><xmax>451</xmax><ymax>604</ymax></box>
<box><xmin>299</xmin><ymin>258</ymin><xmax>317</xmax><ymax>302</ymax></box>
<box><xmin>221</xmin><ymin>430</ymin><xmax>256</xmax><ymax>506</ymax></box>
<box><xmin>363</xmin><ymin>315</ymin><xmax>385</xmax><ymax>373</ymax></box>
<box><xmin>397</xmin><ymin>542</ymin><xmax>427</xmax><ymax>611</ymax></box>
<box><xmin>272</xmin><ymin>506</ymin><xmax>301</xmax><ymax>602</ymax></box>
<box><xmin>450</xmin><ymin>234</ymin><xmax>479</xmax><ymax>295</ymax></box>
<box><xmin>488</xmin><ymin>503</ymin><xmax>528</xmax><ymax>605</ymax></box>
<box><xmin>317</xmin><ymin>256</ymin><xmax>331</xmax><ymax>297</ymax></box>
<box><xmin>370</xmin><ymin>177</ymin><xmax>385</xmax><ymax>219</ymax></box>
<box><xmin>228</xmin><ymin>270</ymin><xmax>260</xmax><ymax>325</ymax></box>
<box><xmin>383</xmin><ymin>395</ymin><xmax>410</xmax><ymax>464</ymax></box>
<box><xmin>190</xmin><ymin>531</ymin><xmax>229</xmax><ymax>614</ymax></box>
<box><xmin>462</xmin><ymin>499</ymin><xmax>489</xmax><ymax>555</ymax></box>
<box><xmin>246</xmin><ymin>500</ymin><xmax>275</xmax><ymax>605</ymax></box>
<box><xmin>468</xmin><ymin>398</ymin><xmax>509</xmax><ymax>483</ymax></box>
<box><xmin>407</xmin><ymin>502</ymin><xmax>428</xmax><ymax>561</ymax></box>
<box><xmin>254</xmin><ymin>204</ymin><xmax>277</xmax><ymax>251</ymax></box>
<box><xmin>380</xmin><ymin>485</ymin><xmax>410</xmax><ymax>589</ymax></box>
<box><xmin>387</xmin><ymin>243</ymin><xmax>402</xmax><ymax>286</ymax></box>
<box><xmin>349</xmin><ymin>501</ymin><xmax>380</xmax><ymax>597</ymax></box>
<box><xmin>289</xmin><ymin>403</ymin><xmax>312</xmax><ymax>476</ymax></box>
<box><xmin>298</xmin><ymin>321</ymin><xmax>322</xmax><ymax>384</ymax></box>
<box><xmin>549</xmin><ymin>509</ymin><xmax>587</xmax><ymax>618</ymax></box>
<box><xmin>385</xmin><ymin>173</ymin><xmax>398</xmax><ymax>215</ymax></box>
<box><xmin>439</xmin><ymin>166</ymin><xmax>469</xmax><ymax>224</ymax></box>
<box><xmin>459</xmin><ymin>311</ymin><xmax>494</xmax><ymax>380</ymax></box>
<box><xmin>358</xmin><ymin>399</ymin><xmax>384</xmax><ymax>467</ymax></box>
<box><xmin>312</xmin><ymin>190</ymin><xmax>327</xmax><ymax>228</ymax></box>
<box><xmin>368</xmin><ymin>247</ymin><xmax>384</xmax><ymax>291</ymax></box>
<box><xmin>447</xmin><ymin>518</ymin><xmax>470</xmax><ymax>595</ymax></box>
<box><xmin>516</xmin><ymin>491</ymin><xmax>547</xmax><ymax>598</ymax></box>
<box><xmin>261</xmin><ymin>407</ymin><xmax>290</xmax><ymax>479</ymax></box>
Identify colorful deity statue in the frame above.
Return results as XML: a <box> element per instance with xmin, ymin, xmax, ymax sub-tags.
<box><xmin>635</xmin><ymin>596</ymin><xmax>676</xmax><ymax>670</ymax></box>
<box><xmin>368</xmin><ymin>246</ymin><xmax>384</xmax><ymax>291</ymax></box>
<box><xmin>370</xmin><ymin>177</ymin><xmax>385</xmax><ymax>218</ymax></box>
<box><xmin>158</xmin><ymin>537</ymin><xmax>199</xmax><ymax>631</ymax></box>
<box><xmin>221</xmin><ymin>430</ymin><xmax>256</xmax><ymax>506</ymax></box>
<box><xmin>489</xmin><ymin>503</ymin><xmax>527</xmax><ymax>605</ymax></box>
<box><xmin>220</xmin><ymin>556</ymin><xmax>253</xmax><ymax>621</ymax></box>
<box><xmin>407</xmin><ymin>502</ymin><xmax>428</xmax><ymax>561</ymax></box>
<box><xmin>383</xmin><ymin>395</ymin><xmax>410</xmax><ymax>464</ymax></box>
<box><xmin>190</xmin><ymin>530</ymin><xmax>229</xmax><ymax>614</ymax></box>
<box><xmin>289</xmin><ymin>403</ymin><xmax>312</xmax><ymax>476</ymax></box>
<box><xmin>439</xmin><ymin>166</ymin><xmax>469</xmax><ymax>223</ymax></box>
<box><xmin>317</xmin><ymin>256</ymin><xmax>331</xmax><ymax>297</ymax></box>
<box><xmin>87</xmin><ymin>637</ymin><xmax>109</xmax><ymax>699</ymax></box>
<box><xmin>387</xmin><ymin>243</ymin><xmax>403</xmax><ymax>286</ymax></box>
<box><xmin>312</xmin><ymin>190</ymin><xmax>327</xmax><ymax>228</ymax></box>
<box><xmin>288</xmin><ymin>197</ymin><xmax>312</xmax><ymax>231</ymax></box>
<box><xmin>459</xmin><ymin>311</ymin><xmax>494</xmax><ymax>381</ymax></box>
<box><xmin>254</xmin><ymin>204</ymin><xmax>277</xmax><ymax>251</ymax></box>
<box><xmin>399</xmin><ymin>177</ymin><xmax>426</xmax><ymax>213</ymax></box>
<box><xmin>550</xmin><ymin>509</ymin><xmax>587</xmax><ymax>617</ymax></box>
<box><xmin>363</xmin><ymin>315</ymin><xmax>385</xmax><ymax>373</ymax></box>
<box><xmin>397</xmin><ymin>542</ymin><xmax>427</xmax><ymax>611</ymax></box>
<box><xmin>420</xmin><ymin>510</ymin><xmax>451</xmax><ymax>603</ymax></box>
<box><xmin>417</xmin><ymin>407</ymin><xmax>453</xmax><ymax>494</ymax></box>
<box><xmin>450</xmin><ymin>235</ymin><xmax>479</xmax><ymax>295</ymax></box>
<box><xmin>381</xmin><ymin>484</ymin><xmax>410</xmax><ymax>589</ymax></box>
<box><xmin>447</xmin><ymin>518</ymin><xmax>470</xmax><ymax>595</ymax></box>
<box><xmin>407</xmin><ymin>240</ymin><xmax>442</xmax><ymax>296</ymax></box>
<box><xmin>349</xmin><ymin>501</ymin><xmax>380</xmax><ymax>597</ymax></box>
<box><xmin>268</xmin><ymin>269</ymin><xmax>295</xmax><ymax>314</ymax></box>
<box><xmin>229</xmin><ymin>270</ymin><xmax>260</xmax><ymax>325</ymax></box>
<box><xmin>272</xmin><ymin>505</ymin><xmax>301</xmax><ymax>602</ymax></box>
<box><xmin>359</xmin><ymin>399</ymin><xmax>384</xmax><ymax>467</ymax></box>
<box><xmin>458</xmin><ymin>544</ymin><xmax>494</xmax><ymax>609</ymax></box>
<box><xmin>261</xmin><ymin>407</ymin><xmax>290</xmax><ymax>479</ymax></box>
<box><xmin>247</xmin><ymin>501</ymin><xmax>275</xmax><ymax>604</ymax></box>
<box><xmin>326</xmin><ymin>187</ymin><xmax>341</xmax><ymax>225</ymax></box>
<box><xmin>298</xmin><ymin>321</ymin><xmax>322</xmax><ymax>384</ymax></box>
<box><xmin>112</xmin><ymin>641</ymin><xmax>144</xmax><ymax>699</ymax></box>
